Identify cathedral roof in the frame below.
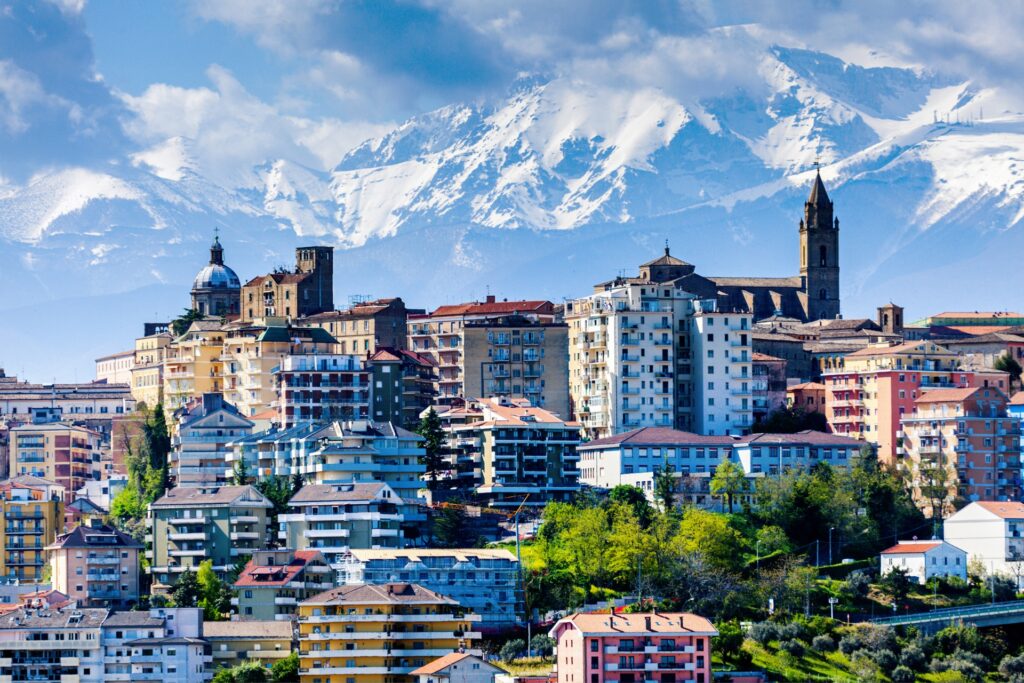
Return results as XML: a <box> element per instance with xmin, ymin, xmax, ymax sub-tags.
<box><xmin>641</xmin><ymin>246</ymin><xmax>691</xmax><ymax>268</ymax></box>
<box><xmin>808</xmin><ymin>169</ymin><xmax>830</xmax><ymax>206</ymax></box>
<box><xmin>193</xmin><ymin>233</ymin><xmax>241</xmax><ymax>291</ymax></box>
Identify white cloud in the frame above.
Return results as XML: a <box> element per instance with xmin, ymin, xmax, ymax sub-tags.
<box><xmin>0</xmin><ymin>60</ymin><xmax>70</xmax><ymax>133</ymax></box>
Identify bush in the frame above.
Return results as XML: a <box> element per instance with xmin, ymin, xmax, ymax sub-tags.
<box><xmin>899</xmin><ymin>644</ymin><xmax>926</xmax><ymax>671</ymax></box>
<box><xmin>890</xmin><ymin>665</ymin><xmax>915</xmax><ymax>683</ymax></box>
<box><xmin>530</xmin><ymin>634</ymin><xmax>555</xmax><ymax>658</ymax></box>
<box><xmin>777</xmin><ymin>622</ymin><xmax>804</xmax><ymax>641</ymax></box>
<box><xmin>811</xmin><ymin>634</ymin><xmax>836</xmax><ymax>653</ymax></box>
<box><xmin>947</xmin><ymin>658</ymin><xmax>985</xmax><ymax>683</ymax></box>
<box><xmin>859</xmin><ymin>625</ymin><xmax>898</xmax><ymax>653</ymax></box>
<box><xmin>869</xmin><ymin>649</ymin><xmax>898</xmax><ymax>675</ymax></box>
<box><xmin>713</xmin><ymin>621</ymin><xmax>744</xmax><ymax>662</ymax></box>
<box><xmin>844</xmin><ymin>570</ymin><xmax>871</xmax><ymax>601</ymax></box>
<box><xmin>499</xmin><ymin>638</ymin><xmax>526</xmax><ymax>662</ymax></box>
<box><xmin>849</xmin><ymin>650</ymin><xmax>880</xmax><ymax>682</ymax></box>
<box><xmin>778</xmin><ymin>639</ymin><xmax>805</xmax><ymax>658</ymax></box>
<box><xmin>1001</xmin><ymin>653</ymin><xmax>1024</xmax><ymax>679</ymax></box>
<box><xmin>749</xmin><ymin>622</ymin><xmax>778</xmax><ymax>645</ymax></box>
<box><xmin>838</xmin><ymin>634</ymin><xmax>862</xmax><ymax>656</ymax></box>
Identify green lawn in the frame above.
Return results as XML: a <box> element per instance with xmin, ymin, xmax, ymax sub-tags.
<box><xmin>741</xmin><ymin>641</ymin><xmax>857</xmax><ymax>682</ymax></box>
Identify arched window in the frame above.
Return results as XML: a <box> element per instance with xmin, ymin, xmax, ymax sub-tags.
<box><xmin>819</xmin><ymin>288</ymin><xmax>827</xmax><ymax>300</ymax></box>
<box><xmin>820</xmin><ymin>245</ymin><xmax>828</xmax><ymax>267</ymax></box>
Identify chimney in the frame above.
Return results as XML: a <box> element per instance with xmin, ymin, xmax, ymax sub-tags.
<box><xmin>485</xmin><ymin>295</ymin><xmax>496</xmax><ymax>304</ymax></box>
<box><xmin>644</xmin><ymin>616</ymin><xmax>651</xmax><ymax>631</ymax></box>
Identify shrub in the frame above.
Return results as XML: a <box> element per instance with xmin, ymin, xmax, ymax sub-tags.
<box><xmin>947</xmin><ymin>658</ymin><xmax>985</xmax><ymax>683</ymax></box>
<box><xmin>844</xmin><ymin>570</ymin><xmax>871</xmax><ymax>601</ymax></box>
<box><xmin>869</xmin><ymin>649</ymin><xmax>898</xmax><ymax>675</ymax></box>
<box><xmin>811</xmin><ymin>634</ymin><xmax>836</xmax><ymax>653</ymax></box>
<box><xmin>777</xmin><ymin>622</ymin><xmax>804</xmax><ymax>641</ymax></box>
<box><xmin>530</xmin><ymin>634</ymin><xmax>555</xmax><ymax>658</ymax></box>
<box><xmin>713</xmin><ymin>621</ymin><xmax>744</xmax><ymax>662</ymax></box>
<box><xmin>890</xmin><ymin>665</ymin><xmax>915</xmax><ymax>683</ymax></box>
<box><xmin>499</xmin><ymin>638</ymin><xmax>526</xmax><ymax>662</ymax></box>
<box><xmin>859</xmin><ymin>625</ymin><xmax>897</xmax><ymax>653</ymax></box>
<box><xmin>899</xmin><ymin>644</ymin><xmax>926</xmax><ymax>671</ymax></box>
<box><xmin>838</xmin><ymin>634</ymin><xmax>862</xmax><ymax>656</ymax></box>
<box><xmin>749</xmin><ymin>622</ymin><xmax>778</xmax><ymax>645</ymax></box>
<box><xmin>778</xmin><ymin>639</ymin><xmax>805</xmax><ymax>658</ymax></box>
<box><xmin>849</xmin><ymin>650</ymin><xmax>880</xmax><ymax>682</ymax></box>
<box><xmin>1001</xmin><ymin>653</ymin><xmax>1024</xmax><ymax>679</ymax></box>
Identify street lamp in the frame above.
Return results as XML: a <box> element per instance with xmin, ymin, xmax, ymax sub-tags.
<box><xmin>829</xmin><ymin>527</ymin><xmax>835</xmax><ymax>565</ymax></box>
<box><xmin>756</xmin><ymin>540</ymin><xmax>761</xmax><ymax>572</ymax></box>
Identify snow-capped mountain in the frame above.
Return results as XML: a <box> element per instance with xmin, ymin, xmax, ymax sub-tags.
<box><xmin>4</xmin><ymin>43</ymin><xmax>1024</xmax><ymax>379</ymax></box>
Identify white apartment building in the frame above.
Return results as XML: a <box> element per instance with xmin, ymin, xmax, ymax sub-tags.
<box><xmin>879</xmin><ymin>540</ymin><xmax>967</xmax><ymax>584</ymax></box>
<box><xmin>566</xmin><ymin>249</ymin><xmax>752</xmax><ymax>439</ymax></box>
<box><xmin>101</xmin><ymin>608</ymin><xmax>204</xmax><ymax>682</ymax></box>
<box><xmin>0</xmin><ymin>607</ymin><xmax>107</xmax><ymax>683</ymax></box>
<box><xmin>274</xmin><ymin>353</ymin><xmax>369</xmax><ymax>428</ymax></box>
<box><xmin>944</xmin><ymin>501</ymin><xmax>1024</xmax><ymax>587</ymax></box>
<box><xmin>125</xmin><ymin>636</ymin><xmax>211</xmax><ymax>682</ymax></box>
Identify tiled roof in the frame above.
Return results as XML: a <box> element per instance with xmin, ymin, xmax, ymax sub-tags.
<box><xmin>709</xmin><ymin>276</ymin><xmax>803</xmax><ymax>289</ymax></box>
<box><xmin>102</xmin><ymin>612</ymin><xmax>166</xmax><ymax>627</ymax></box>
<box><xmin>845</xmin><ymin>340</ymin><xmax>949</xmax><ymax>357</ymax></box>
<box><xmin>914</xmin><ymin>388</ymin><xmax>979</xmax><ymax>404</ymax></box>
<box><xmin>880</xmin><ymin>541</ymin><xmax>944</xmax><ymax>554</ymax></box>
<box><xmin>0</xmin><ymin>607</ymin><xmax>108</xmax><ymax>629</ymax></box>
<box><xmin>410</xmin><ymin>653</ymin><xmax>504</xmax><ymax>676</ymax></box>
<box><xmin>243</xmin><ymin>272</ymin><xmax>309</xmax><ymax>287</ymax></box>
<box><xmin>973</xmin><ymin>501</ymin><xmax>1024</xmax><ymax>519</ymax></box>
<box><xmin>555</xmin><ymin>612</ymin><xmax>716</xmax><ymax>635</ymax></box>
<box><xmin>787</xmin><ymin>382</ymin><xmax>825</xmax><ymax>391</ymax></box>
<box><xmin>202</xmin><ymin>620</ymin><xmax>294</xmax><ymax>639</ymax></box>
<box><xmin>429</xmin><ymin>300</ymin><xmax>552</xmax><ymax>318</ymax></box>
<box><xmin>48</xmin><ymin>523</ymin><xmax>143</xmax><ymax>550</ymax></box>
<box><xmin>303</xmin><ymin>583</ymin><xmax>457</xmax><ymax>606</ymax></box>
<box><xmin>288</xmin><ymin>482</ymin><xmax>396</xmax><ymax>505</ymax></box>
<box><xmin>1010</xmin><ymin>391</ymin><xmax>1024</xmax><ymax>406</ymax></box>
<box><xmin>234</xmin><ymin>550</ymin><xmax>324</xmax><ymax>588</ymax></box>
<box><xmin>581</xmin><ymin>427</ymin><xmax>735</xmax><ymax>449</ymax></box>
<box><xmin>150</xmin><ymin>484</ymin><xmax>271</xmax><ymax>509</ymax></box>
<box><xmin>752</xmin><ymin>352</ymin><xmax>785</xmax><ymax>362</ymax></box>
<box><xmin>931</xmin><ymin>311</ymin><xmax>1024</xmax><ymax>319</ymax></box>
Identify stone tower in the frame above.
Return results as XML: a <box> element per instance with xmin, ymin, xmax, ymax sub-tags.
<box><xmin>799</xmin><ymin>170</ymin><xmax>840</xmax><ymax>321</ymax></box>
<box><xmin>877</xmin><ymin>302</ymin><xmax>904</xmax><ymax>335</ymax></box>
<box><xmin>295</xmin><ymin>246</ymin><xmax>334</xmax><ymax>315</ymax></box>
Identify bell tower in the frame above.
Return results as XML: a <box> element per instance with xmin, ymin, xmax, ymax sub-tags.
<box><xmin>799</xmin><ymin>169</ymin><xmax>840</xmax><ymax>321</ymax></box>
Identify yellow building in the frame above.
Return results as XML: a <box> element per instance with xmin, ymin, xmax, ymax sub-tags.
<box><xmin>163</xmin><ymin>322</ymin><xmax>226</xmax><ymax>412</ymax></box>
<box><xmin>131</xmin><ymin>331</ymin><xmax>172</xmax><ymax>408</ymax></box>
<box><xmin>297</xmin><ymin>583</ymin><xmax>481</xmax><ymax>683</ymax></box>
<box><xmin>300</xmin><ymin>297</ymin><xmax>415</xmax><ymax>356</ymax></box>
<box><xmin>0</xmin><ymin>476</ymin><xmax>65</xmax><ymax>582</ymax></box>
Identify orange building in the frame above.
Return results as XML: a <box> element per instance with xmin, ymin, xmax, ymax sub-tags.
<box><xmin>787</xmin><ymin>381</ymin><xmax>826</xmax><ymax>413</ymax></box>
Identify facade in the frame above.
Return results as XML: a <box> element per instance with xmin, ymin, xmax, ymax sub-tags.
<box><xmin>9</xmin><ymin>422</ymin><xmax>102</xmax><ymax>513</ymax></box>
<box><xmin>900</xmin><ymin>386</ymin><xmax>1022</xmax><ymax>516</ymax></box>
<box><xmin>751</xmin><ymin>352</ymin><xmax>788</xmax><ymax>424</ymax></box>
<box><xmin>367</xmin><ymin>347</ymin><xmax>437</xmax><ymax>431</ymax></box>
<box><xmin>279</xmin><ymin>482</ymin><xmax>408</xmax><ymax>568</ymax></box>
<box><xmin>0</xmin><ymin>476</ymin><xmax>65</xmax><ymax>582</ymax></box>
<box><xmin>172</xmin><ymin>392</ymin><xmax>255</xmax><ymax>486</ymax></box>
<box><xmin>944</xmin><ymin>501</ymin><xmax>1024</xmax><ymax>587</ymax></box>
<box><xmin>408</xmin><ymin>298</ymin><xmax>568</xmax><ymax>414</ymax></box>
<box><xmin>163</xmin><ymin>322</ymin><xmax>227</xmax><ymax>412</ymax></box>
<box><xmin>0</xmin><ymin>371</ymin><xmax>135</xmax><ymax>434</ymax></box>
<box><xmin>879</xmin><ymin>540</ymin><xmax>967</xmax><ymax>584</ymax></box>
<box><xmin>339</xmin><ymin>548</ymin><xmax>522</xmax><ymax>632</ymax></box>
<box><xmin>296</xmin><ymin>583</ymin><xmax>481</xmax><ymax>683</ymax></box>
<box><xmin>147</xmin><ymin>484</ymin><xmax>274</xmax><ymax>584</ymax></box>
<box><xmin>301</xmin><ymin>297</ymin><xmax>417</xmax><ymax>355</ymax></box>
<box><xmin>276</xmin><ymin>353</ymin><xmax>369</xmax><ymax>428</ymax></box>
<box><xmin>0</xmin><ymin>607</ymin><xmax>108</xmax><ymax>683</ymax></box>
<box><xmin>130</xmin><ymin>331</ymin><xmax>172</xmax><ymax>407</ymax></box>
<box><xmin>47</xmin><ymin>521</ymin><xmax>143</xmax><ymax>608</ymax></box>
<box><xmin>411</xmin><ymin>652</ymin><xmax>505</xmax><ymax>683</ymax></box>
<box><xmin>549</xmin><ymin>612</ymin><xmax>718</xmax><ymax>683</ymax></box>
<box><xmin>125</xmin><ymin>636</ymin><xmax>212</xmax><ymax>683</ymax></box>
<box><xmin>203</xmin><ymin>620</ymin><xmax>295</xmax><ymax>672</ymax></box>
<box><xmin>689</xmin><ymin>307</ymin><xmax>754</xmax><ymax>435</ymax></box>
<box><xmin>96</xmin><ymin>350</ymin><xmax>136</xmax><ymax>385</ymax></box>
<box><xmin>233</xmin><ymin>548</ymin><xmax>335</xmax><ymax>620</ymax></box>
<box><xmin>191</xmin><ymin>234</ymin><xmax>242</xmax><ymax>317</ymax></box>
<box><xmin>240</xmin><ymin>246</ymin><xmax>335</xmax><ymax>323</ymax></box>
<box><xmin>787</xmin><ymin>382</ymin><xmax>826</xmax><ymax>413</ymax></box>
<box><xmin>101</xmin><ymin>607</ymin><xmax>204</xmax><ymax>682</ymax></box>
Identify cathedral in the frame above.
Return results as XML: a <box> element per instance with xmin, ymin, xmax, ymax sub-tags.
<box><xmin>638</xmin><ymin>169</ymin><xmax>841</xmax><ymax>322</ymax></box>
<box><xmin>190</xmin><ymin>232</ymin><xmax>241</xmax><ymax>317</ymax></box>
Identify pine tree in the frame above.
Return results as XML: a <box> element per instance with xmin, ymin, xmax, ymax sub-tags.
<box><xmin>415</xmin><ymin>407</ymin><xmax>447</xmax><ymax>489</ymax></box>
<box><xmin>654</xmin><ymin>459</ymin><xmax>676</xmax><ymax>512</ymax></box>
<box><xmin>172</xmin><ymin>569</ymin><xmax>202</xmax><ymax>608</ymax></box>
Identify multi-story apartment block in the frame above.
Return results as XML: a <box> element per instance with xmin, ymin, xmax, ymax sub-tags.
<box><xmin>0</xmin><ymin>607</ymin><xmax>108</xmax><ymax>682</ymax></box>
<box><xmin>900</xmin><ymin>386</ymin><xmax>1022</xmax><ymax>516</ymax></box>
<box><xmin>10</xmin><ymin>422</ymin><xmax>102</xmax><ymax>513</ymax></box>
<box><xmin>301</xmin><ymin>297</ymin><xmax>418</xmax><ymax>355</ymax></box>
<box><xmin>296</xmin><ymin>583</ymin><xmax>481</xmax><ymax>683</ymax></box>
<box><xmin>130</xmin><ymin>330</ymin><xmax>172</xmax><ymax>407</ymax></box>
<box><xmin>147</xmin><ymin>484</ymin><xmax>274</xmax><ymax>584</ymax></box>
<box><xmin>102</xmin><ymin>607</ymin><xmax>205</xmax><ymax>682</ymax></box>
<box><xmin>566</xmin><ymin>253</ymin><xmax>754</xmax><ymax>440</ymax></box>
<box><xmin>47</xmin><ymin>521</ymin><xmax>142</xmax><ymax>608</ymax></box>
<box><xmin>824</xmin><ymin>340</ymin><xmax>971</xmax><ymax>464</ymax></box>
<box><xmin>279</xmin><ymin>482</ymin><xmax>408</xmax><ymax>568</ymax></box>
<box><xmin>171</xmin><ymin>392</ymin><xmax>255</xmax><ymax>486</ymax></box>
<box><xmin>0</xmin><ymin>370</ymin><xmax>135</xmax><ymax>435</ymax></box>
<box><xmin>549</xmin><ymin>612</ymin><xmax>718</xmax><ymax>683</ymax></box>
<box><xmin>163</xmin><ymin>321</ymin><xmax>227</xmax><ymax>412</ymax></box>
<box><xmin>338</xmin><ymin>548</ymin><xmax>522</xmax><ymax>631</ymax></box>
<box><xmin>276</xmin><ymin>353</ymin><xmax>369</xmax><ymax>427</ymax></box>
<box><xmin>233</xmin><ymin>549</ymin><xmax>334</xmax><ymax>620</ymax></box>
<box><xmin>367</xmin><ymin>348</ymin><xmax>437</xmax><ymax>431</ymax></box>
<box><xmin>0</xmin><ymin>476</ymin><xmax>64</xmax><ymax>582</ymax></box>
<box><xmin>96</xmin><ymin>350</ymin><xmax>136</xmax><ymax>385</ymax></box>
<box><xmin>408</xmin><ymin>298</ymin><xmax>569</xmax><ymax>414</ymax></box>
<box><xmin>221</xmin><ymin>324</ymin><xmax>340</xmax><ymax>418</ymax></box>
<box><xmin>226</xmin><ymin>423</ymin><xmax>321</xmax><ymax>480</ymax></box>
<box><xmin>752</xmin><ymin>352</ymin><xmax>788</xmax><ymax>424</ymax></box>
<box><xmin>240</xmin><ymin>246</ymin><xmax>334</xmax><ymax>323</ymax></box>
<box><xmin>944</xmin><ymin>501</ymin><xmax>1024</xmax><ymax>588</ymax></box>
<box><xmin>444</xmin><ymin>397</ymin><xmax>580</xmax><ymax>509</ymax></box>
<box><xmin>203</xmin><ymin>620</ymin><xmax>295</xmax><ymax>672</ymax></box>
<box><xmin>125</xmin><ymin>635</ymin><xmax>212</xmax><ymax>682</ymax></box>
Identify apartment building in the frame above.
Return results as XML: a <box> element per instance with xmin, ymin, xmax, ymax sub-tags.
<box><xmin>172</xmin><ymin>392</ymin><xmax>254</xmax><ymax>487</ymax></box>
<box><xmin>549</xmin><ymin>612</ymin><xmax>718</xmax><ymax>683</ymax></box>
<box><xmin>276</xmin><ymin>353</ymin><xmax>369</xmax><ymax>428</ymax></box>
<box><xmin>203</xmin><ymin>619</ymin><xmax>295</xmax><ymax>672</ymax></box>
<box><xmin>367</xmin><ymin>348</ymin><xmax>437</xmax><ymax>431</ymax></box>
<box><xmin>279</xmin><ymin>482</ymin><xmax>409</xmax><ymax>568</ymax></box>
<box><xmin>338</xmin><ymin>548</ymin><xmax>522</xmax><ymax>631</ymax></box>
<box><xmin>0</xmin><ymin>476</ymin><xmax>64</xmax><ymax>582</ymax></box>
<box><xmin>226</xmin><ymin>422</ymin><xmax>321</xmax><ymax>480</ymax></box>
<box><xmin>566</xmin><ymin>252</ymin><xmax>753</xmax><ymax>440</ymax></box>
<box><xmin>444</xmin><ymin>397</ymin><xmax>581</xmax><ymax>509</ymax></box>
<box><xmin>296</xmin><ymin>583</ymin><xmax>481</xmax><ymax>683</ymax></box>
<box><xmin>9</xmin><ymin>422</ymin><xmax>100</xmax><ymax>516</ymax></box>
<box><xmin>752</xmin><ymin>352</ymin><xmax>788</xmax><ymax>423</ymax></box>
<box><xmin>301</xmin><ymin>297</ymin><xmax>417</xmax><ymax>355</ymax></box>
<box><xmin>163</xmin><ymin>321</ymin><xmax>227</xmax><ymax>412</ymax></box>
<box><xmin>130</xmin><ymin>331</ymin><xmax>172</xmax><ymax>407</ymax></box>
<box><xmin>0</xmin><ymin>370</ymin><xmax>135</xmax><ymax>435</ymax></box>
<box><xmin>408</xmin><ymin>298</ymin><xmax>568</xmax><ymax>415</ymax></box>
<box><xmin>824</xmin><ymin>341</ymin><xmax>971</xmax><ymax>463</ymax></box>
<box><xmin>96</xmin><ymin>351</ymin><xmax>136</xmax><ymax>385</ymax></box>
<box><xmin>0</xmin><ymin>607</ymin><xmax>108</xmax><ymax>683</ymax></box>
<box><xmin>47</xmin><ymin>521</ymin><xmax>143</xmax><ymax>608</ymax></box>
<box><xmin>944</xmin><ymin>501</ymin><xmax>1024</xmax><ymax>587</ymax></box>
<box><xmin>787</xmin><ymin>381</ymin><xmax>826</xmax><ymax>413</ymax></box>
<box><xmin>233</xmin><ymin>548</ymin><xmax>335</xmax><ymax>620</ymax></box>
<box><xmin>147</xmin><ymin>484</ymin><xmax>274</xmax><ymax>584</ymax></box>
<box><xmin>900</xmin><ymin>386</ymin><xmax>1022</xmax><ymax>516</ymax></box>
<box><xmin>125</xmin><ymin>635</ymin><xmax>211</xmax><ymax>682</ymax></box>
<box><xmin>240</xmin><ymin>246</ymin><xmax>334</xmax><ymax>323</ymax></box>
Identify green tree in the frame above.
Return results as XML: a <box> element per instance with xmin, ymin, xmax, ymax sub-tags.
<box><xmin>709</xmin><ymin>459</ymin><xmax>746</xmax><ymax>514</ymax></box>
<box><xmin>675</xmin><ymin>507</ymin><xmax>744</xmax><ymax>572</ymax></box>
<box><xmin>172</xmin><ymin>569</ymin><xmax>202</xmax><ymax>608</ymax></box>
<box><xmin>110</xmin><ymin>486</ymin><xmax>147</xmax><ymax>522</ymax></box>
<box><xmin>271</xmin><ymin>652</ymin><xmax>299</xmax><ymax>682</ymax></box>
<box><xmin>653</xmin><ymin>459</ymin><xmax>676</xmax><ymax>511</ymax></box>
<box><xmin>995</xmin><ymin>353</ymin><xmax>1023</xmax><ymax>389</ymax></box>
<box><xmin>713</xmin><ymin>620</ymin><xmax>745</xmax><ymax>663</ymax></box>
<box><xmin>880</xmin><ymin>566</ymin><xmax>912</xmax><ymax>604</ymax></box>
<box><xmin>606</xmin><ymin>485</ymin><xmax>654</xmax><ymax>528</ymax></box>
<box><xmin>212</xmin><ymin>669</ymin><xmax>236</xmax><ymax>683</ymax></box>
<box><xmin>171</xmin><ymin>308</ymin><xmax>204</xmax><ymax>336</ymax></box>
<box><xmin>232</xmin><ymin>458</ymin><xmax>252</xmax><ymax>486</ymax></box>
<box><xmin>499</xmin><ymin>638</ymin><xmax>526</xmax><ymax>662</ymax></box>
<box><xmin>415</xmin><ymin>407</ymin><xmax>447</xmax><ymax>488</ymax></box>
<box><xmin>432</xmin><ymin>505</ymin><xmax>468</xmax><ymax>548</ymax></box>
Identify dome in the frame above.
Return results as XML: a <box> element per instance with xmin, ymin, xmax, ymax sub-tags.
<box><xmin>192</xmin><ymin>263</ymin><xmax>241</xmax><ymax>291</ymax></box>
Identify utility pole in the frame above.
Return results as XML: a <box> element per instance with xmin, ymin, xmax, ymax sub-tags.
<box><xmin>829</xmin><ymin>527</ymin><xmax>834</xmax><ymax>565</ymax></box>
<box><xmin>815</xmin><ymin>539</ymin><xmax>820</xmax><ymax>568</ymax></box>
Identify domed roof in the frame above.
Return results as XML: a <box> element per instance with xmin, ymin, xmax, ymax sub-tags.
<box><xmin>192</xmin><ymin>233</ymin><xmax>241</xmax><ymax>291</ymax></box>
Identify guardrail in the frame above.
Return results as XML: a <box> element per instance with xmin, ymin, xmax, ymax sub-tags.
<box><xmin>871</xmin><ymin>599</ymin><xmax>1024</xmax><ymax>626</ymax></box>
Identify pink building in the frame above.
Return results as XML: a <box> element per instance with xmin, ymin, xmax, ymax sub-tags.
<box><xmin>46</xmin><ymin>520</ymin><xmax>143</xmax><ymax>609</ymax></box>
<box><xmin>549</xmin><ymin>612</ymin><xmax>718</xmax><ymax>683</ymax></box>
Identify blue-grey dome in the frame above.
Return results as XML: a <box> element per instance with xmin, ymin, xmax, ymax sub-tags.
<box><xmin>192</xmin><ymin>263</ymin><xmax>241</xmax><ymax>290</ymax></box>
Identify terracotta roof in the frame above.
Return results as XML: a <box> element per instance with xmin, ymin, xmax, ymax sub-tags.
<box><xmin>752</xmin><ymin>352</ymin><xmax>785</xmax><ymax>362</ymax></box>
<box><xmin>709</xmin><ymin>276</ymin><xmax>803</xmax><ymax>289</ymax></box>
<box><xmin>914</xmin><ymin>387</ymin><xmax>979</xmax><ymax>404</ymax></box>
<box><xmin>973</xmin><ymin>501</ymin><xmax>1024</xmax><ymax>519</ymax></box>
<box><xmin>880</xmin><ymin>541</ymin><xmax>944</xmax><ymax>554</ymax></box>
<box><xmin>429</xmin><ymin>300</ymin><xmax>553</xmax><ymax>318</ymax></box>
<box><xmin>202</xmin><ymin>620</ymin><xmax>294</xmax><ymax>639</ymax></box>
<box><xmin>581</xmin><ymin>427</ymin><xmax>734</xmax><ymax>449</ymax></box>
<box><xmin>150</xmin><ymin>484</ymin><xmax>272</xmax><ymax>509</ymax></box>
<box><xmin>370</xmin><ymin>347</ymin><xmax>436</xmax><ymax>367</ymax></box>
<box><xmin>47</xmin><ymin>523</ymin><xmax>143</xmax><ymax>550</ymax></box>
<box><xmin>303</xmin><ymin>583</ymin><xmax>457</xmax><ymax>606</ymax></box>
<box><xmin>1010</xmin><ymin>391</ymin><xmax>1024</xmax><ymax>406</ymax></box>
<box><xmin>554</xmin><ymin>612</ymin><xmax>716</xmax><ymax>636</ymax></box>
<box><xmin>845</xmin><ymin>340</ymin><xmax>950</xmax><ymax>358</ymax></box>
<box><xmin>410</xmin><ymin>653</ymin><xmax>504</xmax><ymax>676</ymax></box>
<box><xmin>288</xmin><ymin>482</ymin><xmax>397</xmax><ymax>505</ymax></box>
<box><xmin>250</xmin><ymin>408</ymin><xmax>279</xmax><ymax>420</ymax></box>
<box><xmin>234</xmin><ymin>550</ymin><xmax>324</xmax><ymax>588</ymax></box>
<box><xmin>787</xmin><ymin>382</ymin><xmax>825</xmax><ymax>391</ymax></box>
<box><xmin>243</xmin><ymin>272</ymin><xmax>309</xmax><ymax>287</ymax></box>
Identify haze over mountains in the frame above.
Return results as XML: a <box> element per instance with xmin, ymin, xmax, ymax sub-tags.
<box><xmin>3</xmin><ymin>5</ymin><xmax>1024</xmax><ymax>380</ymax></box>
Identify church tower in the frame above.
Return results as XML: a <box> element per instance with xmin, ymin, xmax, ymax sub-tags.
<box><xmin>799</xmin><ymin>170</ymin><xmax>840</xmax><ymax>321</ymax></box>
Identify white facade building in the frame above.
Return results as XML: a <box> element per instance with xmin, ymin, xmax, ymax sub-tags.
<box><xmin>690</xmin><ymin>307</ymin><xmax>753</xmax><ymax>435</ymax></box>
<box><xmin>944</xmin><ymin>501</ymin><xmax>1024</xmax><ymax>586</ymax></box>
<box><xmin>879</xmin><ymin>540</ymin><xmax>967</xmax><ymax>584</ymax></box>
<box><xmin>412</xmin><ymin>652</ymin><xmax>506</xmax><ymax>683</ymax></box>
<box><xmin>125</xmin><ymin>636</ymin><xmax>211</xmax><ymax>682</ymax></box>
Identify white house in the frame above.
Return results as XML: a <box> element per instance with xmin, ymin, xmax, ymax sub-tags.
<box><xmin>411</xmin><ymin>652</ymin><xmax>505</xmax><ymax>683</ymax></box>
<box><xmin>879</xmin><ymin>540</ymin><xmax>967</xmax><ymax>584</ymax></box>
<box><xmin>944</xmin><ymin>501</ymin><xmax>1024</xmax><ymax>587</ymax></box>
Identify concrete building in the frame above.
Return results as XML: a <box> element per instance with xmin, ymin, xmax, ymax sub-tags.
<box><xmin>879</xmin><ymin>540</ymin><xmax>967</xmax><ymax>584</ymax></box>
<box><xmin>297</xmin><ymin>583</ymin><xmax>481</xmax><ymax>683</ymax></box>
<box><xmin>191</xmin><ymin>233</ymin><xmax>242</xmax><ymax>317</ymax></box>
<box><xmin>900</xmin><ymin>386</ymin><xmax>1022</xmax><ymax>516</ymax></box>
<box><xmin>203</xmin><ymin>619</ymin><xmax>295</xmax><ymax>673</ymax></box>
<box><xmin>689</xmin><ymin>306</ymin><xmax>754</xmax><ymax>435</ymax></box>
<box><xmin>367</xmin><ymin>347</ymin><xmax>437</xmax><ymax>431</ymax></box>
<box><xmin>752</xmin><ymin>352</ymin><xmax>788</xmax><ymax>424</ymax></box>
<box><xmin>233</xmin><ymin>548</ymin><xmax>334</xmax><ymax>620</ymax></box>
<box><xmin>47</xmin><ymin>521</ymin><xmax>143</xmax><ymax>608</ymax></box>
<box><xmin>549</xmin><ymin>612</ymin><xmax>718</xmax><ymax>683</ymax></box>
<box><xmin>163</xmin><ymin>321</ymin><xmax>227</xmax><ymax>412</ymax></box>
<box><xmin>408</xmin><ymin>299</ymin><xmax>568</xmax><ymax>415</ymax></box>
<box><xmin>130</xmin><ymin>331</ymin><xmax>172</xmax><ymax>407</ymax></box>
<box><xmin>301</xmin><ymin>297</ymin><xmax>418</xmax><ymax>355</ymax></box>
<box><xmin>0</xmin><ymin>476</ymin><xmax>64</xmax><ymax>582</ymax></box>
<box><xmin>279</xmin><ymin>482</ymin><xmax>408</xmax><ymax>568</ymax></box>
<box><xmin>96</xmin><ymin>350</ymin><xmax>136</xmax><ymax>385</ymax></box>
<box><xmin>101</xmin><ymin>607</ymin><xmax>205</xmax><ymax>682</ymax></box>
<box><xmin>147</xmin><ymin>484</ymin><xmax>274</xmax><ymax>584</ymax></box>
<box><xmin>240</xmin><ymin>246</ymin><xmax>334</xmax><ymax>323</ymax></box>
<box><xmin>787</xmin><ymin>381</ymin><xmax>826</xmax><ymax>413</ymax></box>
<box><xmin>9</xmin><ymin>422</ymin><xmax>102</xmax><ymax>513</ymax></box>
<box><xmin>172</xmin><ymin>392</ymin><xmax>255</xmax><ymax>487</ymax></box>
<box><xmin>412</xmin><ymin>652</ymin><xmax>505</xmax><ymax>683</ymax></box>
<box><xmin>0</xmin><ymin>370</ymin><xmax>135</xmax><ymax>435</ymax></box>
<box><xmin>275</xmin><ymin>353</ymin><xmax>369</xmax><ymax>428</ymax></box>
<box><xmin>943</xmin><ymin>501</ymin><xmax>1024</xmax><ymax>587</ymax></box>
<box><xmin>338</xmin><ymin>548</ymin><xmax>522</xmax><ymax>632</ymax></box>
<box><xmin>125</xmin><ymin>635</ymin><xmax>212</xmax><ymax>682</ymax></box>
<box><xmin>0</xmin><ymin>607</ymin><xmax>108</xmax><ymax>683</ymax></box>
